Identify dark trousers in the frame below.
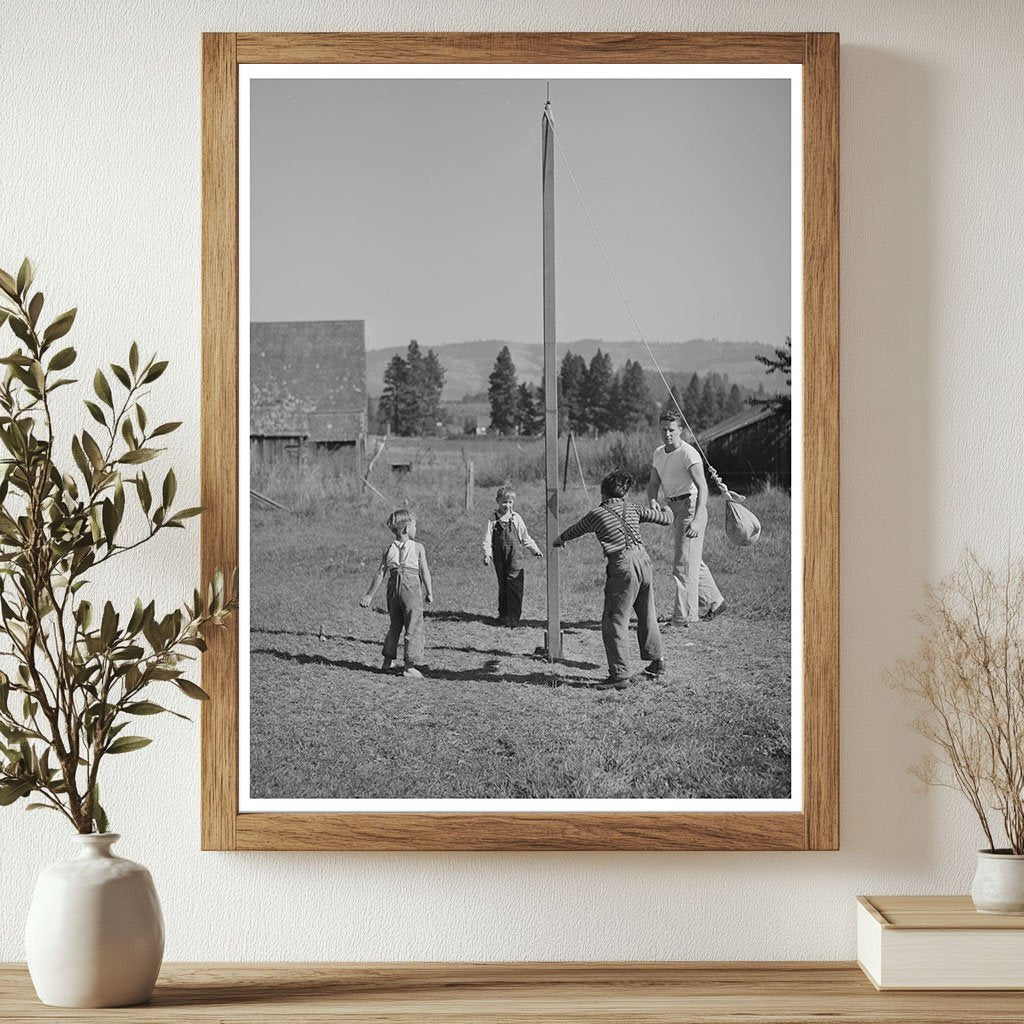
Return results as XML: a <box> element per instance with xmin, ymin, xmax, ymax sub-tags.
<box><xmin>602</xmin><ymin>547</ymin><xmax>662</xmax><ymax>681</ymax></box>
<box><xmin>492</xmin><ymin>521</ymin><xmax>525</xmax><ymax>626</ymax></box>
<box><xmin>494</xmin><ymin>559</ymin><xmax>525</xmax><ymax>626</ymax></box>
<box><xmin>383</xmin><ymin>569</ymin><xmax>424</xmax><ymax>665</ymax></box>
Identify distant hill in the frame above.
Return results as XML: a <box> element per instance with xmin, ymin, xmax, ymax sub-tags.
<box><xmin>367</xmin><ymin>338</ymin><xmax>779</xmax><ymax>400</ymax></box>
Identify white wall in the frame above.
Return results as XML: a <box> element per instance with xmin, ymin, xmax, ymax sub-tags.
<box><xmin>3</xmin><ymin>0</ymin><xmax>1022</xmax><ymax>961</ymax></box>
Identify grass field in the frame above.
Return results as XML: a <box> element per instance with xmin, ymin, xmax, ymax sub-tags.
<box><xmin>248</xmin><ymin>479</ymin><xmax>792</xmax><ymax>801</ymax></box>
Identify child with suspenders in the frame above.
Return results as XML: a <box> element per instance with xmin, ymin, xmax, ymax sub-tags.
<box><xmin>360</xmin><ymin>509</ymin><xmax>433</xmax><ymax>678</ymax></box>
<box><xmin>482</xmin><ymin>484</ymin><xmax>542</xmax><ymax>627</ymax></box>
<box><xmin>554</xmin><ymin>472</ymin><xmax>671</xmax><ymax>690</ymax></box>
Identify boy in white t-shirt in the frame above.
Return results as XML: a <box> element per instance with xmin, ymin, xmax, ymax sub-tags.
<box><xmin>646</xmin><ymin>410</ymin><xmax>725</xmax><ymax>625</ymax></box>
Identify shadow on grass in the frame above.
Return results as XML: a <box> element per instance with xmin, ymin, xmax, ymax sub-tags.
<box><xmin>252</xmin><ymin>625</ymin><xmax>377</xmax><ymax>645</ymax></box>
<box><xmin>251</xmin><ymin>647</ymin><xmax>375</xmax><ymax>674</ymax></box>
<box><xmin>423</xmin><ymin>661</ymin><xmax>599</xmax><ymax>690</ymax></box>
<box><xmin>423</xmin><ymin>609</ymin><xmax>603</xmax><ymax>631</ymax></box>
<box><xmin>252</xmin><ymin>622</ymin><xmax>602</xmax><ymax>666</ymax></box>
<box><xmin>254</xmin><ymin>616</ymin><xmax>603</xmax><ymax>635</ymax></box>
<box><xmin>429</xmin><ymin>641</ymin><xmax>601</xmax><ymax>670</ymax></box>
<box><xmin>424</xmin><ymin>609</ymin><xmax>495</xmax><ymax>625</ymax></box>
<box><xmin>251</xmin><ymin>645</ymin><xmax>602</xmax><ymax>688</ymax></box>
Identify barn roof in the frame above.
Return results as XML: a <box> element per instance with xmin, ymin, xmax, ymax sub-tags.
<box><xmin>699</xmin><ymin>405</ymin><xmax>775</xmax><ymax>444</ymax></box>
<box><xmin>250</xmin><ymin>320</ymin><xmax>366</xmax><ymax>441</ymax></box>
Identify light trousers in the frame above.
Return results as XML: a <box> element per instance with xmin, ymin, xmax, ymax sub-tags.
<box><xmin>668</xmin><ymin>495</ymin><xmax>723</xmax><ymax>623</ymax></box>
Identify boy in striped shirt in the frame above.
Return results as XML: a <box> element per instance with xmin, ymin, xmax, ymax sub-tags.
<box><xmin>553</xmin><ymin>472</ymin><xmax>672</xmax><ymax>690</ymax></box>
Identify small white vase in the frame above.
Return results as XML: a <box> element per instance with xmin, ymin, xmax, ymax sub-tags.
<box><xmin>971</xmin><ymin>849</ymin><xmax>1024</xmax><ymax>914</ymax></box>
<box><xmin>25</xmin><ymin>833</ymin><xmax>164</xmax><ymax>1007</ymax></box>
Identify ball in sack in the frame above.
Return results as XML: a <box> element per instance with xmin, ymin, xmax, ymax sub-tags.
<box><xmin>725</xmin><ymin>498</ymin><xmax>761</xmax><ymax>546</ymax></box>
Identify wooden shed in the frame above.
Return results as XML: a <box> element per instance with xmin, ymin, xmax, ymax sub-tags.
<box><xmin>700</xmin><ymin>405</ymin><xmax>791</xmax><ymax>491</ymax></box>
<box><xmin>250</xmin><ymin>320</ymin><xmax>366</xmax><ymax>459</ymax></box>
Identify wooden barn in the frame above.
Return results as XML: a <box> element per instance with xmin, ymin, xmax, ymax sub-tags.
<box><xmin>700</xmin><ymin>406</ymin><xmax>791</xmax><ymax>491</ymax></box>
<box><xmin>250</xmin><ymin>320</ymin><xmax>366</xmax><ymax>460</ymax></box>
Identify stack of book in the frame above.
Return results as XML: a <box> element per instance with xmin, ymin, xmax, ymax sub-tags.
<box><xmin>857</xmin><ymin>895</ymin><xmax>1024</xmax><ymax>990</ymax></box>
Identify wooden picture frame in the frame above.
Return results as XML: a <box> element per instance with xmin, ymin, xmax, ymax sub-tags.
<box><xmin>201</xmin><ymin>32</ymin><xmax>838</xmax><ymax>851</ymax></box>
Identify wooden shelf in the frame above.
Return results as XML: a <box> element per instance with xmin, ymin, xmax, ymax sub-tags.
<box><xmin>3</xmin><ymin>962</ymin><xmax>1024</xmax><ymax>1021</ymax></box>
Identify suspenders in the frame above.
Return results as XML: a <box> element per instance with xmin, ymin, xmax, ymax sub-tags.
<box><xmin>613</xmin><ymin>504</ymin><xmax>643</xmax><ymax>552</ymax></box>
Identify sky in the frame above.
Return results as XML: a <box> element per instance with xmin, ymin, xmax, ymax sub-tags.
<box><xmin>249</xmin><ymin>74</ymin><xmax>792</xmax><ymax>351</ymax></box>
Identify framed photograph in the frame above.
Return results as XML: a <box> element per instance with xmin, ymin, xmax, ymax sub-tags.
<box><xmin>201</xmin><ymin>32</ymin><xmax>838</xmax><ymax>851</ymax></box>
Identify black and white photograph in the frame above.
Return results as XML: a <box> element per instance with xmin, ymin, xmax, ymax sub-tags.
<box><xmin>240</xmin><ymin>66</ymin><xmax>801</xmax><ymax>811</ymax></box>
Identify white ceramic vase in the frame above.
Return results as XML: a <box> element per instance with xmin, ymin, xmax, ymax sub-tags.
<box><xmin>25</xmin><ymin>833</ymin><xmax>164</xmax><ymax>1007</ymax></box>
<box><xmin>971</xmin><ymin>850</ymin><xmax>1024</xmax><ymax>914</ymax></box>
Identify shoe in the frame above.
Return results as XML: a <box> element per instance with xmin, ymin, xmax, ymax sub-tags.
<box><xmin>594</xmin><ymin>677</ymin><xmax>629</xmax><ymax>691</ymax></box>
<box><xmin>402</xmin><ymin>666</ymin><xmax>424</xmax><ymax>678</ymax></box>
<box><xmin>701</xmin><ymin>600</ymin><xmax>727</xmax><ymax>621</ymax></box>
<box><xmin>594</xmin><ymin>671</ymin><xmax>645</xmax><ymax>691</ymax></box>
<box><xmin>644</xmin><ymin>659</ymin><xmax>666</xmax><ymax>678</ymax></box>
<box><xmin>381</xmin><ymin>658</ymin><xmax>396</xmax><ymax>672</ymax></box>
<box><xmin>667</xmin><ymin>619</ymin><xmax>690</xmax><ymax>628</ymax></box>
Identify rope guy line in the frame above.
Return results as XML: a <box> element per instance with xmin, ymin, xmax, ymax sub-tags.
<box><xmin>546</xmin><ymin>118</ymin><xmax>731</xmax><ymax>494</ymax></box>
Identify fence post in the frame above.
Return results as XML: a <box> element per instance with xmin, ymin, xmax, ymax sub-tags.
<box><xmin>571</xmin><ymin>432</ymin><xmax>589</xmax><ymax>496</ymax></box>
<box><xmin>465</xmin><ymin>459</ymin><xmax>474</xmax><ymax>512</ymax></box>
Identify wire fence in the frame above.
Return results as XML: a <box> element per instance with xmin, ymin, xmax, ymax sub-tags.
<box><xmin>250</xmin><ymin>430</ymin><xmax>661</xmax><ymax>515</ymax></box>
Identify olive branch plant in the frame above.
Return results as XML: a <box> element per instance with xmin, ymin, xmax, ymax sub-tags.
<box><xmin>0</xmin><ymin>259</ymin><xmax>236</xmax><ymax>833</ymax></box>
<box><xmin>895</xmin><ymin>551</ymin><xmax>1024</xmax><ymax>854</ymax></box>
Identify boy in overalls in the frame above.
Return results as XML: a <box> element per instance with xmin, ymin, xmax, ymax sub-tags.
<box><xmin>482</xmin><ymin>485</ymin><xmax>542</xmax><ymax>626</ymax></box>
<box><xmin>360</xmin><ymin>509</ymin><xmax>433</xmax><ymax>677</ymax></box>
<box><xmin>553</xmin><ymin>472</ymin><xmax>671</xmax><ymax>690</ymax></box>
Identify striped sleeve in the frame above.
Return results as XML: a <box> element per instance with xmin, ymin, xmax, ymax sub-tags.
<box><xmin>556</xmin><ymin>511</ymin><xmax>596</xmax><ymax>545</ymax></box>
<box><xmin>638</xmin><ymin>504</ymin><xmax>672</xmax><ymax>527</ymax></box>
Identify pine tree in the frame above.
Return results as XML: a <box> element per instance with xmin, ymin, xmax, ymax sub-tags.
<box><xmin>421</xmin><ymin>348</ymin><xmax>446</xmax><ymax>435</ymax></box>
<box><xmin>584</xmin><ymin>349</ymin><xmax>614</xmax><ymax>434</ymax></box>
<box><xmin>558</xmin><ymin>351</ymin><xmax>587</xmax><ymax>434</ymax></box>
<box><xmin>379</xmin><ymin>354</ymin><xmax>409</xmax><ymax>434</ymax></box>
<box><xmin>714</xmin><ymin>373</ymin><xmax>729</xmax><ymax>419</ymax></box>
<box><xmin>534</xmin><ymin>381</ymin><xmax>550</xmax><ymax>435</ymax></box>
<box><xmin>751</xmin><ymin>337</ymin><xmax>792</xmax><ymax>422</ymax></box>
<box><xmin>402</xmin><ymin>340</ymin><xmax>425</xmax><ymax>434</ymax></box>
<box><xmin>725</xmin><ymin>382</ymin><xmax>745</xmax><ymax>417</ymax></box>
<box><xmin>665</xmin><ymin>384</ymin><xmax>685</xmax><ymax>422</ymax></box>
<box><xmin>617</xmin><ymin>358</ymin><xmax>651</xmax><ymax>431</ymax></box>
<box><xmin>684</xmin><ymin>373</ymin><xmax>704</xmax><ymax>430</ymax></box>
<box><xmin>607</xmin><ymin>373</ymin><xmax>622</xmax><ymax>430</ymax></box>
<box><xmin>699</xmin><ymin>375</ymin><xmax>723</xmax><ymax>428</ymax></box>
<box><xmin>516</xmin><ymin>382</ymin><xmax>544</xmax><ymax>435</ymax></box>
<box><xmin>488</xmin><ymin>345</ymin><xmax>519</xmax><ymax>435</ymax></box>
<box><xmin>378</xmin><ymin>340</ymin><xmax>447</xmax><ymax>436</ymax></box>
<box><xmin>515</xmin><ymin>382</ymin><xmax>532</xmax><ymax>435</ymax></box>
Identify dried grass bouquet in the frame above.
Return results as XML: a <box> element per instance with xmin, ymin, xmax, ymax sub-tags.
<box><xmin>895</xmin><ymin>551</ymin><xmax>1024</xmax><ymax>853</ymax></box>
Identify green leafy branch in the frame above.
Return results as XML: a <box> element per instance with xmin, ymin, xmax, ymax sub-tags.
<box><xmin>0</xmin><ymin>259</ymin><xmax>236</xmax><ymax>833</ymax></box>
